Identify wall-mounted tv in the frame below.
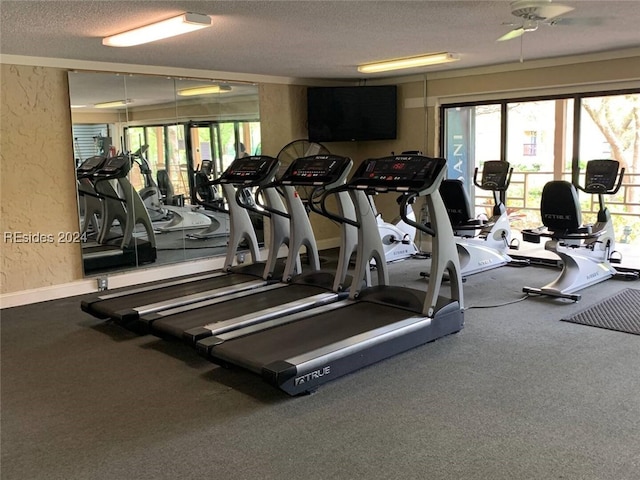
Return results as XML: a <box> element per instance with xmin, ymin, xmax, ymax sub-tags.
<box><xmin>307</xmin><ymin>85</ymin><xmax>397</xmax><ymax>142</ymax></box>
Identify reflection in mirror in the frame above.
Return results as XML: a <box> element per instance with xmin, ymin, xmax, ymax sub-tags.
<box><xmin>68</xmin><ymin>72</ymin><xmax>261</xmax><ymax>277</ymax></box>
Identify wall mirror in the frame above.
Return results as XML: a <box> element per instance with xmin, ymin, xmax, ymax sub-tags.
<box><xmin>68</xmin><ymin>71</ymin><xmax>261</xmax><ymax>277</ymax></box>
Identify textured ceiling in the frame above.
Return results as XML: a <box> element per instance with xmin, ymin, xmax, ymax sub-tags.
<box><xmin>2</xmin><ymin>0</ymin><xmax>639</xmax><ymax>81</ymax></box>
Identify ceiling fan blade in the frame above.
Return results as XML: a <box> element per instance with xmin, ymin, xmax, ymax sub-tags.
<box><xmin>538</xmin><ymin>4</ymin><xmax>575</xmax><ymax>20</ymax></box>
<box><xmin>549</xmin><ymin>17</ymin><xmax>605</xmax><ymax>27</ymax></box>
<box><xmin>497</xmin><ymin>27</ymin><xmax>525</xmax><ymax>42</ymax></box>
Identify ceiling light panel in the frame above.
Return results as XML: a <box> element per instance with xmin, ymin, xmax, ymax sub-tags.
<box><xmin>358</xmin><ymin>52</ymin><xmax>460</xmax><ymax>74</ymax></box>
<box><xmin>103</xmin><ymin>13</ymin><xmax>211</xmax><ymax>47</ymax></box>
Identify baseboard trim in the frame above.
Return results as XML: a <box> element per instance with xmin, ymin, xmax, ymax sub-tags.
<box><xmin>0</xmin><ymin>256</ymin><xmax>226</xmax><ymax>309</ymax></box>
<box><xmin>1</xmin><ymin>239</ymin><xmax>342</xmax><ymax>309</ymax></box>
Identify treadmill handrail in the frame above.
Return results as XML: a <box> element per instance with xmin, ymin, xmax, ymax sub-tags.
<box><xmin>80</xmin><ymin>186</ymin><xmax>126</xmax><ymax>204</ymax></box>
<box><xmin>252</xmin><ymin>184</ymin><xmax>290</xmax><ymax>219</ymax></box>
<box><xmin>316</xmin><ymin>185</ymin><xmax>360</xmax><ymax>227</ymax></box>
<box><xmin>399</xmin><ymin>193</ymin><xmax>435</xmax><ymax>236</ymax></box>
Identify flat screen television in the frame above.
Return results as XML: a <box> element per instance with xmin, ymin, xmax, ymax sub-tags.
<box><xmin>307</xmin><ymin>85</ymin><xmax>397</xmax><ymax>142</ymax></box>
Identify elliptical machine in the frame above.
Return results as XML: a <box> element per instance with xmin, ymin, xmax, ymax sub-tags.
<box><xmin>434</xmin><ymin>160</ymin><xmax>520</xmax><ymax>277</ymax></box>
<box><xmin>128</xmin><ymin>145</ymin><xmax>214</xmax><ymax>232</ymax></box>
<box><xmin>186</xmin><ymin>160</ymin><xmax>232</xmax><ymax>240</ymax></box>
<box><xmin>130</xmin><ymin>145</ymin><xmax>169</xmax><ymax>223</ymax></box>
<box><xmin>154</xmin><ymin>160</ymin><xmax>224</xmax><ymax>235</ymax></box>
<box><xmin>522</xmin><ymin>159</ymin><xmax>637</xmax><ymax>301</ymax></box>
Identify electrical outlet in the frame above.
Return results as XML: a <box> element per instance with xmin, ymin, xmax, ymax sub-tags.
<box><xmin>97</xmin><ymin>277</ymin><xmax>108</xmax><ymax>291</ymax></box>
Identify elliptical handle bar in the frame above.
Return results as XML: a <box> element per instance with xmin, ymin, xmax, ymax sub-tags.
<box><xmin>611</xmin><ymin>167</ymin><xmax>625</xmax><ymax>194</ymax></box>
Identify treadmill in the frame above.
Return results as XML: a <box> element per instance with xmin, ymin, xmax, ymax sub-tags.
<box><xmin>81</xmin><ymin>155</ymin><xmax>294</xmax><ymax>326</ymax></box>
<box><xmin>81</xmin><ymin>154</ymin><xmax>157</xmax><ymax>273</ymax></box>
<box><xmin>76</xmin><ymin>155</ymin><xmax>109</xmax><ymax>241</ymax></box>
<box><xmin>196</xmin><ymin>154</ymin><xmax>465</xmax><ymax>396</ymax></box>
<box><xmin>136</xmin><ymin>154</ymin><xmax>359</xmax><ymax>343</ymax></box>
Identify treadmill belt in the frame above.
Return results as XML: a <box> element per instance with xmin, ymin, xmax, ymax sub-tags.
<box><xmin>89</xmin><ymin>273</ymin><xmax>259</xmax><ymax>318</ymax></box>
<box><xmin>152</xmin><ymin>284</ymin><xmax>329</xmax><ymax>338</ymax></box>
<box><xmin>212</xmin><ymin>302</ymin><xmax>418</xmax><ymax>371</ymax></box>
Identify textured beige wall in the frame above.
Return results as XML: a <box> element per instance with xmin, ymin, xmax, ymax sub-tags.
<box><xmin>1</xmin><ymin>64</ymin><xmax>83</xmax><ymax>294</ymax></box>
<box><xmin>258</xmin><ymin>83</ymin><xmax>308</xmax><ymax>157</ymax></box>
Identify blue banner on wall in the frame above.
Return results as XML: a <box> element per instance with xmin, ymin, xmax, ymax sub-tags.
<box><xmin>445</xmin><ymin>107</ymin><xmax>473</xmax><ymax>187</ymax></box>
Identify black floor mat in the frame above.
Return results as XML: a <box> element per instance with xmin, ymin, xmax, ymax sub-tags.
<box><xmin>561</xmin><ymin>288</ymin><xmax>640</xmax><ymax>335</ymax></box>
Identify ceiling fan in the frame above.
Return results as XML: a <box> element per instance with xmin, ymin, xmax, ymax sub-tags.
<box><xmin>497</xmin><ymin>0</ymin><xmax>577</xmax><ymax>42</ymax></box>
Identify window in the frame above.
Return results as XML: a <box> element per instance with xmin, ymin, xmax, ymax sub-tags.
<box><xmin>441</xmin><ymin>90</ymin><xmax>640</xmax><ymax>259</ymax></box>
<box><xmin>125</xmin><ymin>120</ymin><xmax>261</xmax><ymax>204</ymax></box>
<box><xmin>523</xmin><ymin>130</ymin><xmax>537</xmax><ymax>156</ymax></box>
<box><xmin>579</xmin><ymin>93</ymin><xmax>640</xmax><ymax>244</ymax></box>
<box><xmin>72</xmin><ymin>124</ymin><xmax>110</xmax><ymax>165</ymax></box>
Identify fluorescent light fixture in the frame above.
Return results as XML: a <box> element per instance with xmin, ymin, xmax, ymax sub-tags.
<box><xmin>357</xmin><ymin>52</ymin><xmax>460</xmax><ymax>74</ymax></box>
<box><xmin>177</xmin><ymin>85</ymin><xmax>232</xmax><ymax>97</ymax></box>
<box><xmin>70</xmin><ymin>105</ymin><xmax>87</xmax><ymax>109</ymax></box>
<box><xmin>102</xmin><ymin>12</ymin><xmax>211</xmax><ymax>47</ymax></box>
<box><xmin>94</xmin><ymin>100</ymin><xmax>131</xmax><ymax>109</ymax></box>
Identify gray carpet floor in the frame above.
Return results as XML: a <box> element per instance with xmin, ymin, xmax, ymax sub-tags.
<box><xmin>2</xmin><ymin>259</ymin><xmax>639</xmax><ymax>480</ymax></box>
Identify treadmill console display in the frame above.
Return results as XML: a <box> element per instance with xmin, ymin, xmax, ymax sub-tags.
<box><xmin>219</xmin><ymin>156</ymin><xmax>279</xmax><ymax>184</ymax></box>
<box><xmin>349</xmin><ymin>155</ymin><xmax>447</xmax><ymax>191</ymax></box>
<box><xmin>95</xmin><ymin>155</ymin><xmax>131</xmax><ymax>178</ymax></box>
<box><xmin>584</xmin><ymin>160</ymin><xmax>619</xmax><ymax>193</ymax></box>
<box><xmin>77</xmin><ymin>156</ymin><xmax>106</xmax><ymax>175</ymax></box>
<box><xmin>281</xmin><ymin>155</ymin><xmax>351</xmax><ymax>185</ymax></box>
<box><xmin>480</xmin><ymin>161</ymin><xmax>510</xmax><ymax>190</ymax></box>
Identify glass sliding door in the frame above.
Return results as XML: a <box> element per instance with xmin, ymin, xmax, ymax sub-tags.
<box><xmin>579</xmin><ymin>93</ymin><xmax>640</xmax><ymax>250</ymax></box>
<box><xmin>441</xmin><ymin>89</ymin><xmax>639</xmax><ymax>268</ymax></box>
<box><xmin>238</xmin><ymin>121</ymin><xmax>262</xmax><ymax>157</ymax></box>
<box><xmin>165</xmin><ymin>124</ymin><xmax>189</xmax><ymax>200</ymax></box>
<box><xmin>505</xmin><ymin>99</ymin><xmax>574</xmax><ymax>231</ymax></box>
<box><xmin>189</xmin><ymin>122</ymin><xmax>223</xmax><ymax>177</ymax></box>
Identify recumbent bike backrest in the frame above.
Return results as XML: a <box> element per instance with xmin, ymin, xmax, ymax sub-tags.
<box><xmin>540</xmin><ymin>180</ymin><xmax>582</xmax><ymax>232</ymax></box>
<box><xmin>439</xmin><ymin>179</ymin><xmax>475</xmax><ymax>226</ymax></box>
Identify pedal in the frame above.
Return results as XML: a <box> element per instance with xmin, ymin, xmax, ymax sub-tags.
<box><xmin>615</xmin><ymin>271</ymin><xmax>640</xmax><ymax>281</ymax></box>
<box><xmin>508</xmin><ymin>258</ymin><xmax>530</xmax><ymax>267</ymax></box>
<box><xmin>420</xmin><ymin>271</ymin><xmax>466</xmax><ymax>283</ymax></box>
<box><xmin>609</xmin><ymin>250</ymin><xmax>623</xmax><ymax>264</ymax></box>
<box><xmin>521</xmin><ymin>230</ymin><xmax>541</xmax><ymax>243</ymax></box>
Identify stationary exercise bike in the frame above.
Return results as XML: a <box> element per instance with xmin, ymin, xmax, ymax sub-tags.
<box><xmin>435</xmin><ymin>160</ymin><xmax>520</xmax><ymax>277</ymax></box>
<box><xmin>368</xmin><ymin>193</ymin><xmax>419</xmax><ymax>263</ymax></box>
<box><xmin>522</xmin><ymin>159</ymin><xmax>637</xmax><ymax>301</ymax></box>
